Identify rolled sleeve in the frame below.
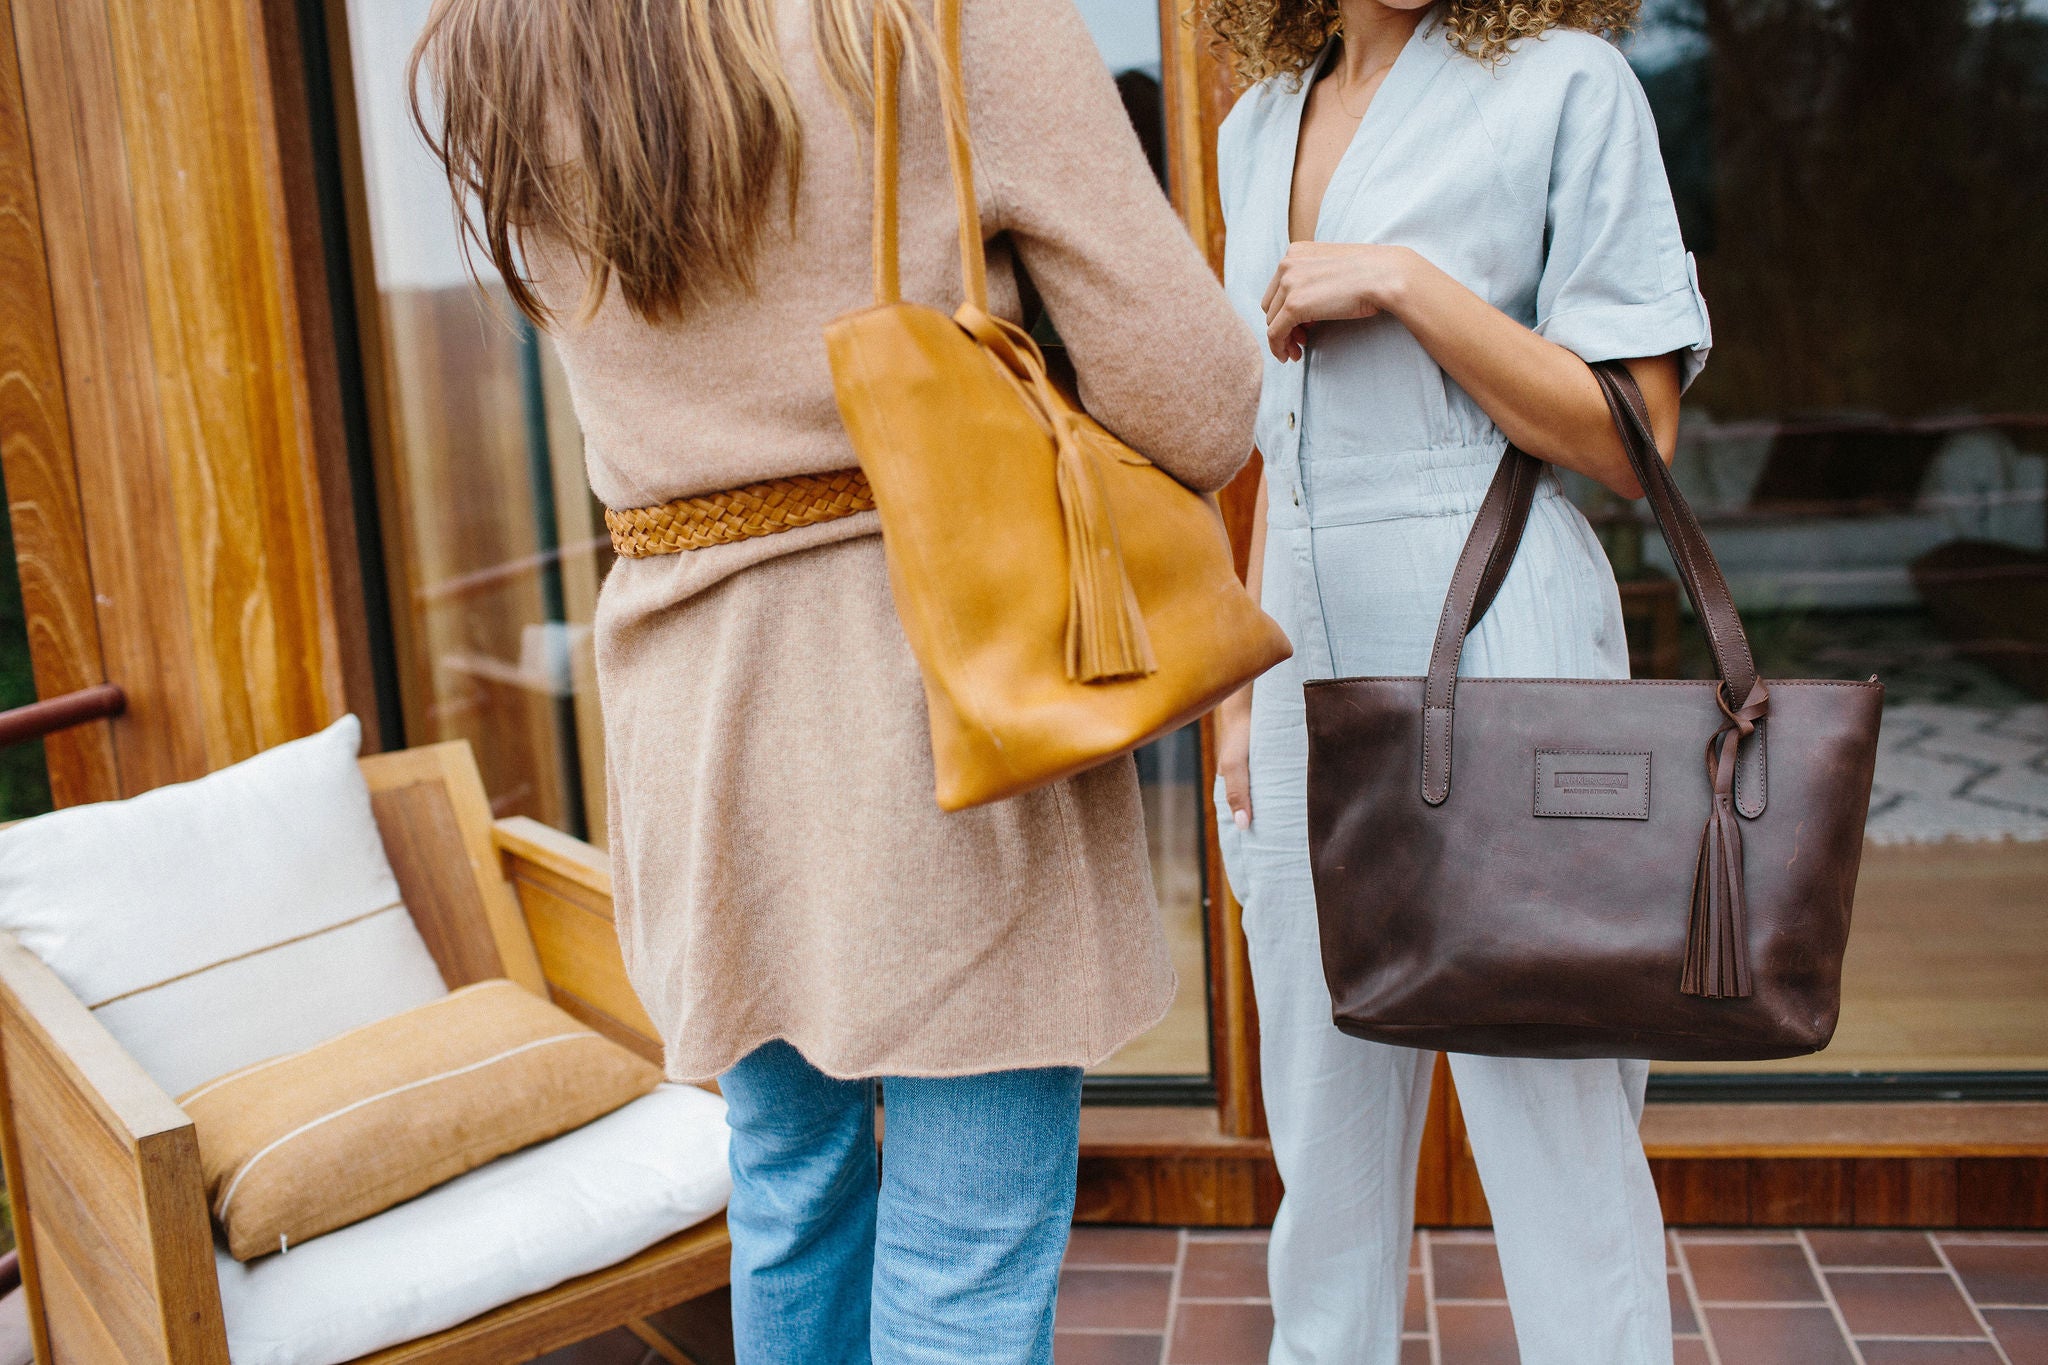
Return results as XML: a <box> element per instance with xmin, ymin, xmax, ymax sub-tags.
<box><xmin>1534</xmin><ymin>46</ymin><xmax>1713</xmax><ymax>389</ymax></box>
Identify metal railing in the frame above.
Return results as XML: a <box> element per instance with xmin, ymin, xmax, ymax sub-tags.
<box><xmin>0</xmin><ymin>684</ymin><xmax>125</xmax><ymax>750</ymax></box>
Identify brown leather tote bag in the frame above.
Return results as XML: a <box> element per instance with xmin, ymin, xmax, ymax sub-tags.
<box><xmin>1304</xmin><ymin>364</ymin><xmax>1883</xmax><ymax>1061</ymax></box>
<box><xmin>823</xmin><ymin>0</ymin><xmax>1290</xmax><ymax>812</ymax></box>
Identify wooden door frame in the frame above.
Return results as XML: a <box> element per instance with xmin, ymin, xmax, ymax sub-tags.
<box><xmin>0</xmin><ymin>0</ymin><xmax>381</xmax><ymax>805</ymax></box>
<box><xmin>0</xmin><ymin>0</ymin><xmax>118</xmax><ymax>806</ymax></box>
<box><xmin>1159</xmin><ymin>0</ymin><xmax>1270</xmax><ymax>1143</ymax></box>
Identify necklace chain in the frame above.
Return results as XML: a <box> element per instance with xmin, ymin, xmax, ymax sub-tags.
<box><xmin>1328</xmin><ymin>57</ymin><xmax>1397</xmax><ymax>118</ymax></box>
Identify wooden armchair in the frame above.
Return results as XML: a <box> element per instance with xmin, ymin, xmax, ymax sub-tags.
<box><xmin>0</xmin><ymin>742</ymin><xmax>728</xmax><ymax>1364</ymax></box>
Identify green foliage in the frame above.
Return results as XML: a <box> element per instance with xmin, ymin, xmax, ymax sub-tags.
<box><xmin>0</xmin><ymin>489</ymin><xmax>54</xmax><ymax>823</ymax></box>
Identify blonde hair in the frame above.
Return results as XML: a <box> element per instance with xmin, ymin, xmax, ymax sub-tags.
<box><xmin>410</xmin><ymin>0</ymin><xmax>926</xmax><ymax>325</ymax></box>
<box><xmin>1204</xmin><ymin>0</ymin><xmax>1641</xmax><ymax>85</ymax></box>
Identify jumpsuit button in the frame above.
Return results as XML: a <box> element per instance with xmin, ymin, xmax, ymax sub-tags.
<box><xmin>1292</xmin><ymin>486</ymin><xmax>1301</xmax><ymax>507</ymax></box>
<box><xmin>1287</xmin><ymin>412</ymin><xmax>1296</xmax><ymax>429</ymax></box>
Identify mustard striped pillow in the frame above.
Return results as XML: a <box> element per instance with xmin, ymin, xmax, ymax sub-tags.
<box><xmin>180</xmin><ymin>979</ymin><xmax>662</xmax><ymax>1261</ymax></box>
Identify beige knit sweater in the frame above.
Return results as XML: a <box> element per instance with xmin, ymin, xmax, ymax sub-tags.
<box><xmin>536</xmin><ymin>0</ymin><xmax>1261</xmax><ymax>1082</ymax></box>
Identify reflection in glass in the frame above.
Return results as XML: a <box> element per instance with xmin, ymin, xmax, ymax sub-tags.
<box><xmin>345</xmin><ymin>0</ymin><xmax>609</xmax><ymax>846</ymax></box>
<box><xmin>1608</xmin><ymin>0</ymin><xmax>2048</xmax><ymax>1075</ymax></box>
<box><xmin>1071</xmin><ymin>1</ymin><xmax>1212</xmax><ymax>1081</ymax></box>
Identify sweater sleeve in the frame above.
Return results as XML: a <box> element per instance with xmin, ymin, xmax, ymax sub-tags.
<box><xmin>961</xmin><ymin>0</ymin><xmax>1262</xmax><ymax>493</ymax></box>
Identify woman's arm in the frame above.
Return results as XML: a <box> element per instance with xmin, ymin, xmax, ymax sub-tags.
<box><xmin>1260</xmin><ymin>242</ymin><xmax>1680</xmax><ymax>499</ymax></box>
<box><xmin>966</xmin><ymin>0</ymin><xmax>1261</xmax><ymax>492</ymax></box>
<box><xmin>1216</xmin><ymin>470</ymin><xmax>1269</xmax><ymax>828</ymax></box>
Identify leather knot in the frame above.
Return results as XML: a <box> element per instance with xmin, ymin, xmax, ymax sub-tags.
<box><xmin>1681</xmin><ymin>679</ymin><xmax>1771</xmax><ymax>999</ymax></box>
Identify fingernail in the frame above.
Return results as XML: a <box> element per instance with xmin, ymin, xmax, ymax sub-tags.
<box><xmin>1234</xmin><ymin>809</ymin><xmax>1250</xmax><ymax>830</ymax></box>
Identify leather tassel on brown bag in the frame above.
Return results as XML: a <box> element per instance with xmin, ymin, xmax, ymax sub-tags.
<box><xmin>1681</xmin><ymin>682</ymin><xmax>1769</xmax><ymax>999</ymax></box>
<box><xmin>1682</xmin><ymin>789</ymin><xmax>1752</xmax><ymax>999</ymax></box>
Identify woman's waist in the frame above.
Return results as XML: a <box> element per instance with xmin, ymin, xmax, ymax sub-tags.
<box><xmin>1289</xmin><ymin>440</ymin><xmax>1565</xmax><ymax>527</ymax></box>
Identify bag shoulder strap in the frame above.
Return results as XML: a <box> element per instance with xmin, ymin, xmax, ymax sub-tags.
<box><xmin>1420</xmin><ymin>362</ymin><xmax>1767</xmax><ymax>816</ymax></box>
<box><xmin>871</xmin><ymin>0</ymin><xmax>987</xmax><ymax>312</ymax></box>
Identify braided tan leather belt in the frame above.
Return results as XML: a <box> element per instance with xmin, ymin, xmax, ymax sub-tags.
<box><xmin>605</xmin><ymin>468</ymin><xmax>875</xmax><ymax>557</ymax></box>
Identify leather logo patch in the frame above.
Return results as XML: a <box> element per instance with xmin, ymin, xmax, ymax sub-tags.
<box><xmin>1534</xmin><ymin>751</ymin><xmax>1650</xmax><ymax>820</ymax></box>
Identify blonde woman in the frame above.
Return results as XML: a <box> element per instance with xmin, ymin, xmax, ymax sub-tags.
<box><xmin>411</xmin><ymin>0</ymin><xmax>1258</xmax><ymax>1359</ymax></box>
<box><xmin>1208</xmin><ymin>1</ymin><xmax>1709</xmax><ymax>1362</ymax></box>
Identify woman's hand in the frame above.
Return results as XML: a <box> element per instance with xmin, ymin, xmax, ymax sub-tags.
<box><xmin>1266</xmin><ymin>241</ymin><xmax>1684</xmax><ymax>496</ymax></box>
<box><xmin>1261</xmin><ymin>243</ymin><xmax>1420</xmax><ymax>362</ymax></box>
<box><xmin>1217</xmin><ymin>684</ymin><xmax>1254</xmax><ymax>830</ymax></box>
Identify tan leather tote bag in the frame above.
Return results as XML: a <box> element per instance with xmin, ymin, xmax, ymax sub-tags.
<box><xmin>1305</xmin><ymin>364</ymin><xmax>1883</xmax><ymax>1061</ymax></box>
<box><xmin>824</xmin><ymin>0</ymin><xmax>1290</xmax><ymax>812</ymax></box>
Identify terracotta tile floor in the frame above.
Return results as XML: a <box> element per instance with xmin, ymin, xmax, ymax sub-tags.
<box><xmin>1052</xmin><ymin>1227</ymin><xmax>2048</xmax><ymax>1365</ymax></box>
<box><xmin>539</xmin><ymin>1227</ymin><xmax>2048</xmax><ymax>1365</ymax></box>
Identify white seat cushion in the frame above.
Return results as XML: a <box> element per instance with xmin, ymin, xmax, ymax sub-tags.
<box><xmin>216</xmin><ymin>1082</ymin><xmax>731</xmax><ymax>1365</ymax></box>
<box><xmin>0</xmin><ymin>716</ymin><xmax>449</xmax><ymax>1094</ymax></box>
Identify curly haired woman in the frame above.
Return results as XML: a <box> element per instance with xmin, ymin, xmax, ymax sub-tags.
<box><xmin>1206</xmin><ymin>2</ymin><xmax>1709</xmax><ymax>1362</ymax></box>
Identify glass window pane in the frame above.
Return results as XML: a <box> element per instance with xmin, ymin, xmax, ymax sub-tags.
<box><xmin>1071</xmin><ymin>1</ymin><xmax>1213</xmax><ymax>1083</ymax></box>
<box><xmin>1614</xmin><ymin>0</ymin><xmax>2048</xmax><ymax>1078</ymax></box>
<box><xmin>344</xmin><ymin>0</ymin><xmax>607</xmax><ymax>843</ymax></box>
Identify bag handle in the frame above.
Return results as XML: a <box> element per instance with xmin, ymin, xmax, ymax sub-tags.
<box><xmin>865</xmin><ymin>0</ymin><xmax>1155</xmax><ymax>682</ymax></box>
<box><xmin>871</xmin><ymin>0</ymin><xmax>986</xmax><ymax>313</ymax></box>
<box><xmin>1419</xmin><ymin>361</ymin><xmax>1766</xmax><ymax>817</ymax></box>
<box><xmin>1419</xmin><ymin>361</ymin><xmax>1770</xmax><ymax>998</ymax></box>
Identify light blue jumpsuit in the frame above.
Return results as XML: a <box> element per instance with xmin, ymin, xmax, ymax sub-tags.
<box><xmin>1214</xmin><ymin>13</ymin><xmax>1713</xmax><ymax>1365</ymax></box>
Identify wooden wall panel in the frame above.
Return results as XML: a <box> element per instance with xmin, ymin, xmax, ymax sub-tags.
<box><xmin>0</xmin><ymin>1</ymin><xmax>116</xmax><ymax>805</ymax></box>
<box><xmin>1958</xmin><ymin>1159</ymin><xmax>2048</xmax><ymax>1229</ymax></box>
<box><xmin>1444</xmin><ymin>1074</ymin><xmax>1493</xmax><ymax>1226</ymax></box>
<box><xmin>1071</xmin><ymin>1147</ymin><xmax>2048</xmax><ymax>1230</ymax></box>
<box><xmin>253</xmin><ymin>0</ymin><xmax>385</xmax><ymax>750</ymax></box>
<box><xmin>99</xmin><ymin>0</ymin><xmax>341</xmax><ymax>761</ymax></box>
<box><xmin>8</xmin><ymin>0</ymin><xmax>205</xmax><ymax>794</ymax></box>
<box><xmin>1652</xmin><ymin>1159</ymin><xmax>1753</xmax><ymax>1226</ymax></box>
<box><xmin>1748</xmin><ymin>1159</ymin><xmax>1852</xmax><ymax>1226</ymax></box>
<box><xmin>1411</xmin><ymin>1056</ymin><xmax>1451</xmax><ymax>1225</ymax></box>
<box><xmin>1075</xmin><ymin>1153</ymin><xmax>1281</xmax><ymax>1228</ymax></box>
<box><xmin>1853</xmin><ymin>1158</ymin><xmax>1959</xmax><ymax>1227</ymax></box>
<box><xmin>6</xmin><ymin>0</ymin><xmax>346</xmax><ymax>798</ymax></box>
<box><xmin>1158</xmin><ymin>0</ymin><xmax>1229</xmax><ymax>272</ymax></box>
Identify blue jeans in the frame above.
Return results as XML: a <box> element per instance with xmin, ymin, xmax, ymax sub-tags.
<box><xmin>719</xmin><ymin>1040</ymin><xmax>1083</xmax><ymax>1364</ymax></box>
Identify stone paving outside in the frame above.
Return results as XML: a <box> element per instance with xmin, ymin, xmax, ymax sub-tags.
<box><xmin>543</xmin><ymin>1225</ymin><xmax>2048</xmax><ymax>1364</ymax></box>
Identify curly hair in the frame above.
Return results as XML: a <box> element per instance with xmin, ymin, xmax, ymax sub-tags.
<box><xmin>1203</xmin><ymin>0</ymin><xmax>1641</xmax><ymax>85</ymax></box>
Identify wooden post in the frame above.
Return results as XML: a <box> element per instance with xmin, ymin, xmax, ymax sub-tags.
<box><xmin>2</xmin><ymin>0</ymin><xmax>356</xmax><ymax>798</ymax></box>
<box><xmin>0</xmin><ymin>3</ymin><xmax>119</xmax><ymax>806</ymax></box>
<box><xmin>1159</xmin><ymin>0</ymin><xmax>1273</xmax><ymax>1141</ymax></box>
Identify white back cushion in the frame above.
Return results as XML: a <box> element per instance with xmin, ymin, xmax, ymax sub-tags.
<box><xmin>0</xmin><ymin>716</ymin><xmax>449</xmax><ymax>1095</ymax></box>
